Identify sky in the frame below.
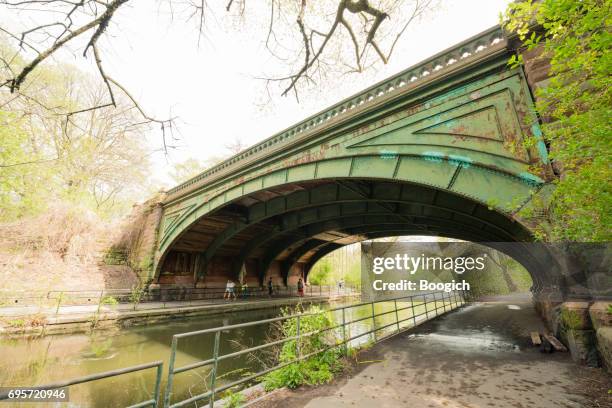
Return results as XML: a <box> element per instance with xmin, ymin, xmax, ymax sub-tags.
<box><xmin>4</xmin><ymin>0</ymin><xmax>512</xmax><ymax>188</ymax></box>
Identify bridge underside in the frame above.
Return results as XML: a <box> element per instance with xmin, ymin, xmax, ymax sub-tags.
<box><xmin>158</xmin><ymin>178</ymin><xmax>536</xmax><ymax>288</ymax></box>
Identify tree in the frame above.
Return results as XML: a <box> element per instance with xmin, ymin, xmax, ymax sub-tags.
<box><xmin>503</xmin><ymin>0</ymin><xmax>611</xmax><ymax>241</ymax></box>
<box><xmin>0</xmin><ymin>0</ymin><xmax>436</xmax><ymax>141</ymax></box>
<box><xmin>0</xmin><ymin>53</ymin><xmax>153</xmax><ymax>220</ymax></box>
<box><xmin>169</xmin><ymin>158</ymin><xmax>210</xmax><ymax>185</ymax></box>
<box><xmin>0</xmin><ymin>111</ymin><xmax>51</xmax><ymax>220</ymax></box>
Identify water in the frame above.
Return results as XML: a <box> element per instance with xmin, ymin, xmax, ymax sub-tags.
<box><xmin>0</xmin><ymin>298</ymin><xmax>454</xmax><ymax>407</ymax></box>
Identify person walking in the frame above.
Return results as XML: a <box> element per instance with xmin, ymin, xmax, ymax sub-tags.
<box><xmin>297</xmin><ymin>278</ymin><xmax>304</xmax><ymax>297</ymax></box>
<box><xmin>267</xmin><ymin>277</ymin><xmax>273</xmax><ymax>297</ymax></box>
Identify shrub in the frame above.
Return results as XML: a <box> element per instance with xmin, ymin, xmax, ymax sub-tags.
<box><xmin>263</xmin><ymin>305</ymin><xmax>343</xmax><ymax>391</ymax></box>
<box><xmin>222</xmin><ymin>390</ymin><xmax>245</xmax><ymax>408</ymax></box>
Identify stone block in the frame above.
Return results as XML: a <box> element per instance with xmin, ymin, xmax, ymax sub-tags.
<box><xmin>566</xmin><ymin>329</ymin><xmax>599</xmax><ymax>367</ymax></box>
<box><xmin>589</xmin><ymin>301</ymin><xmax>612</xmax><ymax>330</ymax></box>
<box><xmin>596</xmin><ymin>327</ymin><xmax>612</xmax><ymax>371</ymax></box>
<box><xmin>560</xmin><ymin>302</ymin><xmax>593</xmax><ymax>331</ymax></box>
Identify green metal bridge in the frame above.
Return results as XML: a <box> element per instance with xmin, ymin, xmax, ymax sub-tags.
<box><xmin>151</xmin><ymin>25</ymin><xmax>558</xmax><ymax>294</ymax></box>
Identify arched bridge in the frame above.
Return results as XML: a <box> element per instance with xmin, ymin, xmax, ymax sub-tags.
<box><xmin>149</xmin><ymin>25</ymin><xmax>567</xmax><ymax>296</ymax></box>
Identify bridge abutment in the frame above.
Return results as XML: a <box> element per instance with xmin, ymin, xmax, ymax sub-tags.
<box><xmin>534</xmin><ymin>297</ymin><xmax>612</xmax><ymax>370</ymax></box>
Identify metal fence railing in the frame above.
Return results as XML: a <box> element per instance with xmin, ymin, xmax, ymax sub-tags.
<box><xmin>0</xmin><ymin>284</ymin><xmax>360</xmax><ymax>316</ymax></box>
<box><xmin>162</xmin><ymin>290</ymin><xmax>466</xmax><ymax>408</ymax></box>
<box><xmin>0</xmin><ymin>290</ymin><xmax>466</xmax><ymax>407</ymax></box>
<box><xmin>0</xmin><ymin>360</ymin><xmax>164</xmax><ymax>408</ymax></box>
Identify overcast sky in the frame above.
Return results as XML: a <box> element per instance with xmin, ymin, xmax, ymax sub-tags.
<box><xmin>5</xmin><ymin>0</ymin><xmax>512</xmax><ymax>188</ymax></box>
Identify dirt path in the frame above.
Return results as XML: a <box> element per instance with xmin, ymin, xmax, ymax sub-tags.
<box><xmin>253</xmin><ymin>298</ymin><xmax>612</xmax><ymax>408</ymax></box>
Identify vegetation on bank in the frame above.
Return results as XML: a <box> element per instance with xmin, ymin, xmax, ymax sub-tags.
<box><xmin>263</xmin><ymin>305</ymin><xmax>344</xmax><ymax>391</ymax></box>
<box><xmin>503</xmin><ymin>0</ymin><xmax>611</xmax><ymax>241</ymax></box>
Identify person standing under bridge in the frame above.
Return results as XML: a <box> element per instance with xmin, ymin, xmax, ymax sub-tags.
<box><xmin>268</xmin><ymin>277</ymin><xmax>273</xmax><ymax>297</ymax></box>
<box><xmin>297</xmin><ymin>278</ymin><xmax>304</xmax><ymax>297</ymax></box>
<box><xmin>224</xmin><ymin>280</ymin><xmax>236</xmax><ymax>301</ymax></box>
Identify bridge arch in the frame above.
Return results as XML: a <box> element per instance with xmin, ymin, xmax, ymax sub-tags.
<box><xmin>154</xmin><ymin>176</ymin><xmax>562</xmax><ymax>292</ymax></box>
<box><xmin>152</xmin><ymin>25</ymin><xmax>565</xmax><ymax>295</ymax></box>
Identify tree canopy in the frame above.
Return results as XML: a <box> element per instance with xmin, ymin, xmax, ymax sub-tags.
<box><xmin>503</xmin><ymin>0</ymin><xmax>611</xmax><ymax>241</ymax></box>
<box><xmin>0</xmin><ymin>44</ymin><xmax>153</xmax><ymax>220</ymax></box>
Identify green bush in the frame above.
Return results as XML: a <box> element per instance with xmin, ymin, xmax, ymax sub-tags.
<box><xmin>100</xmin><ymin>295</ymin><xmax>118</xmax><ymax>306</ymax></box>
<box><xmin>263</xmin><ymin>305</ymin><xmax>343</xmax><ymax>391</ymax></box>
<box><xmin>222</xmin><ymin>391</ymin><xmax>245</xmax><ymax>408</ymax></box>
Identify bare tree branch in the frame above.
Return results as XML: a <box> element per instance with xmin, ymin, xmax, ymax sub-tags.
<box><xmin>0</xmin><ymin>0</ymin><xmax>435</xmax><ymax>152</ymax></box>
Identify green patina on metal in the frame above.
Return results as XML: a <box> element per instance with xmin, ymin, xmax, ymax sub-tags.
<box><xmin>149</xmin><ymin>25</ymin><xmax>554</xmax><ymax>281</ymax></box>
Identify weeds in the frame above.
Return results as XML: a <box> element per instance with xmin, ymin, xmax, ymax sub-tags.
<box><xmin>263</xmin><ymin>304</ymin><xmax>344</xmax><ymax>391</ymax></box>
<box><xmin>222</xmin><ymin>390</ymin><xmax>245</xmax><ymax>408</ymax></box>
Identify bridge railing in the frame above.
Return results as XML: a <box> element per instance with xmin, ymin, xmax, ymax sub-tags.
<box><xmin>163</xmin><ymin>290</ymin><xmax>466</xmax><ymax>408</ymax></box>
<box><xmin>0</xmin><ymin>284</ymin><xmax>360</xmax><ymax>316</ymax></box>
<box><xmin>0</xmin><ymin>360</ymin><xmax>164</xmax><ymax>408</ymax></box>
<box><xmin>165</xmin><ymin>25</ymin><xmax>506</xmax><ymax>199</ymax></box>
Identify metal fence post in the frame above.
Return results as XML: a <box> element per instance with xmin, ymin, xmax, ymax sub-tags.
<box><xmin>55</xmin><ymin>291</ymin><xmax>63</xmax><ymax>316</ymax></box>
<box><xmin>423</xmin><ymin>294</ymin><xmax>428</xmax><ymax>319</ymax></box>
<box><xmin>342</xmin><ymin>308</ymin><xmax>348</xmax><ymax>355</ymax></box>
<box><xmin>210</xmin><ymin>331</ymin><xmax>221</xmax><ymax>408</ymax></box>
<box><xmin>393</xmin><ymin>299</ymin><xmax>400</xmax><ymax>333</ymax></box>
<box><xmin>370</xmin><ymin>302</ymin><xmax>377</xmax><ymax>342</ymax></box>
<box><xmin>163</xmin><ymin>336</ymin><xmax>178</xmax><ymax>408</ymax></box>
<box><xmin>96</xmin><ymin>290</ymin><xmax>104</xmax><ymax>314</ymax></box>
<box><xmin>296</xmin><ymin>315</ymin><xmax>301</xmax><ymax>358</ymax></box>
<box><xmin>442</xmin><ymin>292</ymin><xmax>447</xmax><ymax>313</ymax></box>
<box><xmin>153</xmin><ymin>362</ymin><xmax>163</xmax><ymax>407</ymax></box>
<box><xmin>410</xmin><ymin>296</ymin><xmax>417</xmax><ymax>327</ymax></box>
<box><xmin>433</xmin><ymin>292</ymin><xmax>439</xmax><ymax>316</ymax></box>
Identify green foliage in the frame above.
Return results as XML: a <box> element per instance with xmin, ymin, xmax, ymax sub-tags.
<box><xmin>0</xmin><ymin>112</ymin><xmax>51</xmax><ymax>220</ymax></box>
<box><xmin>560</xmin><ymin>308</ymin><xmax>583</xmax><ymax>330</ymax></box>
<box><xmin>308</xmin><ymin>244</ymin><xmax>361</xmax><ymax>287</ymax></box>
<box><xmin>308</xmin><ymin>259</ymin><xmax>332</xmax><ymax>285</ymax></box>
<box><xmin>103</xmin><ymin>247</ymin><xmax>128</xmax><ymax>265</ymax></box>
<box><xmin>169</xmin><ymin>158</ymin><xmax>210</xmax><ymax>185</ymax></box>
<box><xmin>263</xmin><ymin>305</ymin><xmax>343</xmax><ymax>391</ymax></box>
<box><xmin>89</xmin><ymin>339</ymin><xmax>113</xmax><ymax>358</ymax></box>
<box><xmin>7</xmin><ymin>318</ymin><xmax>26</xmax><ymax>328</ymax></box>
<box><xmin>607</xmin><ymin>304</ymin><xmax>612</xmax><ymax>315</ymax></box>
<box><xmin>0</xmin><ymin>38</ymin><xmax>154</xmax><ymax>222</ymax></box>
<box><xmin>129</xmin><ymin>284</ymin><xmax>146</xmax><ymax>308</ymax></box>
<box><xmin>222</xmin><ymin>391</ymin><xmax>245</xmax><ymax>408</ymax></box>
<box><xmin>503</xmin><ymin>0</ymin><xmax>612</xmax><ymax>241</ymax></box>
<box><xmin>100</xmin><ymin>295</ymin><xmax>118</xmax><ymax>306</ymax></box>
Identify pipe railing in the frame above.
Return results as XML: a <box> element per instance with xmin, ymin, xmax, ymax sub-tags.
<box><xmin>0</xmin><ymin>284</ymin><xmax>360</xmax><ymax>315</ymax></box>
<box><xmin>0</xmin><ymin>290</ymin><xmax>466</xmax><ymax>407</ymax></box>
<box><xmin>163</xmin><ymin>290</ymin><xmax>466</xmax><ymax>408</ymax></box>
<box><xmin>0</xmin><ymin>360</ymin><xmax>164</xmax><ymax>408</ymax></box>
